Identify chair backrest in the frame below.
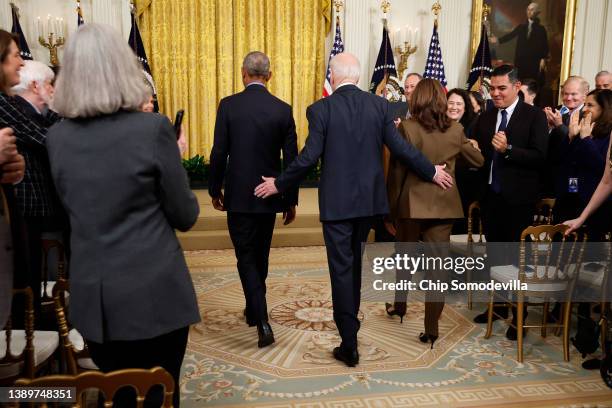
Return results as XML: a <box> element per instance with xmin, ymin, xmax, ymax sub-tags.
<box><xmin>533</xmin><ymin>198</ymin><xmax>555</xmax><ymax>226</ymax></box>
<box><xmin>1</xmin><ymin>287</ymin><xmax>35</xmax><ymax>379</ymax></box>
<box><xmin>52</xmin><ymin>279</ymin><xmax>79</xmax><ymax>375</ymax></box>
<box><xmin>41</xmin><ymin>240</ymin><xmax>67</xmax><ymax>304</ymax></box>
<box><xmin>519</xmin><ymin>224</ymin><xmax>585</xmax><ymax>287</ymax></box>
<box><xmin>13</xmin><ymin>367</ymin><xmax>175</xmax><ymax>407</ymax></box>
<box><xmin>466</xmin><ymin>201</ymin><xmax>484</xmax><ymax>243</ymax></box>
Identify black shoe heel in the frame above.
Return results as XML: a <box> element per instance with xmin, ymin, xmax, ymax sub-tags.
<box><xmin>385</xmin><ymin>302</ymin><xmax>406</xmax><ymax>323</ymax></box>
<box><xmin>418</xmin><ymin>332</ymin><xmax>439</xmax><ymax>349</ymax></box>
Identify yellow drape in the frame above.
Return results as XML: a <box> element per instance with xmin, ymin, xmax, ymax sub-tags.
<box><xmin>138</xmin><ymin>0</ymin><xmax>329</xmax><ymax>158</ymax></box>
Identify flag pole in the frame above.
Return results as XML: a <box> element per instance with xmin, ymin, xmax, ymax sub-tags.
<box><xmin>478</xmin><ymin>4</ymin><xmax>491</xmax><ymax>89</ymax></box>
<box><xmin>432</xmin><ymin>1</ymin><xmax>441</xmax><ymax>29</ymax></box>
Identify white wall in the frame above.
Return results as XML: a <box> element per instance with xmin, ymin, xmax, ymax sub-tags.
<box><xmin>0</xmin><ymin>0</ymin><xmax>131</xmax><ymax>66</ymax></box>
<box><xmin>572</xmin><ymin>0</ymin><xmax>612</xmax><ymax>89</ymax></box>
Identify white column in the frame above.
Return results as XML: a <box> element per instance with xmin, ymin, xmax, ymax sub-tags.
<box><xmin>344</xmin><ymin>0</ymin><xmax>372</xmax><ymax>90</ymax></box>
<box><xmin>572</xmin><ymin>0</ymin><xmax>612</xmax><ymax>88</ymax></box>
<box><xmin>92</xmin><ymin>0</ymin><xmax>128</xmax><ymax>36</ymax></box>
<box><xmin>0</xmin><ymin>0</ymin><xmax>11</xmax><ymax>31</ymax></box>
<box><xmin>437</xmin><ymin>0</ymin><xmax>472</xmax><ymax>89</ymax></box>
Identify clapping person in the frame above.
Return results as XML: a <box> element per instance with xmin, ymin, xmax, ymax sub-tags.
<box><xmin>47</xmin><ymin>24</ymin><xmax>199</xmax><ymax>407</ymax></box>
<box><xmin>557</xmin><ymin>89</ymin><xmax>612</xmax><ymax>239</ymax></box>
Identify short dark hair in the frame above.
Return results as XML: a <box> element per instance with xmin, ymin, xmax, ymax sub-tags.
<box><xmin>491</xmin><ymin>64</ymin><xmax>520</xmax><ymax>84</ymax></box>
<box><xmin>521</xmin><ymin>78</ymin><xmax>538</xmax><ymax>96</ymax></box>
<box><xmin>587</xmin><ymin>89</ymin><xmax>612</xmax><ymax>139</ymax></box>
<box><xmin>0</xmin><ymin>30</ymin><xmax>20</xmax><ymax>93</ymax></box>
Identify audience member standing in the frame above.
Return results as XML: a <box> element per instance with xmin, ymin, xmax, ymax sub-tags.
<box><xmin>47</xmin><ymin>24</ymin><xmax>199</xmax><ymax>407</ymax></box>
<box><xmin>595</xmin><ymin>70</ymin><xmax>611</xmax><ymax>90</ymax></box>
<box><xmin>471</xmin><ymin>65</ymin><xmax>548</xmax><ymax>340</ymax></box>
<box><xmin>209</xmin><ymin>51</ymin><xmax>298</xmax><ymax>348</ymax></box>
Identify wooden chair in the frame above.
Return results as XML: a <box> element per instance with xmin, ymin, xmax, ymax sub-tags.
<box><xmin>41</xmin><ymin>239</ymin><xmax>67</xmax><ymax>304</ymax></box>
<box><xmin>484</xmin><ymin>224</ymin><xmax>585</xmax><ymax>362</ymax></box>
<box><xmin>11</xmin><ymin>366</ymin><xmax>174</xmax><ymax>407</ymax></box>
<box><xmin>52</xmin><ymin>279</ymin><xmax>98</xmax><ymax>374</ymax></box>
<box><xmin>450</xmin><ymin>201</ymin><xmax>485</xmax><ymax>309</ymax></box>
<box><xmin>0</xmin><ymin>287</ymin><xmax>59</xmax><ymax>383</ymax></box>
<box><xmin>533</xmin><ymin>198</ymin><xmax>555</xmax><ymax>226</ymax></box>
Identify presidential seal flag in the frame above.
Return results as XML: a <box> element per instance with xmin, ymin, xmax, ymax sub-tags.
<box><xmin>129</xmin><ymin>4</ymin><xmax>159</xmax><ymax>112</ymax></box>
<box><xmin>369</xmin><ymin>22</ymin><xmax>402</xmax><ymax>102</ymax></box>
<box><xmin>467</xmin><ymin>22</ymin><xmax>493</xmax><ymax>94</ymax></box>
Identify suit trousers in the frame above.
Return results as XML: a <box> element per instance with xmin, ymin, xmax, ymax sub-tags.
<box><xmin>322</xmin><ymin>217</ymin><xmax>374</xmax><ymax>351</ymax></box>
<box><xmin>395</xmin><ymin>219</ymin><xmax>453</xmax><ymax>337</ymax></box>
<box><xmin>227</xmin><ymin>212</ymin><xmax>276</xmax><ymax>323</ymax></box>
<box><xmin>86</xmin><ymin>326</ymin><xmax>189</xmax><ymax>408</ymax></box>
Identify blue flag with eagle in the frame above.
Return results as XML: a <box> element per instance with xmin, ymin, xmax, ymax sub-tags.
<box><xmin>129</xmin><ymin>7</ymin><xmax>158</xmax><ymax>112</ymax></box>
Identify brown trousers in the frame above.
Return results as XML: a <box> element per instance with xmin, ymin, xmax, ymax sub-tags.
<box><xmin>395</xmin><ymin>219</ymin><xmax>453</xmax><ymax>337</ymax></box>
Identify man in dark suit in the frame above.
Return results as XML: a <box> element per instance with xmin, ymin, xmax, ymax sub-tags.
<box><xmin>492</xmin><ymin>2</ymin><xmax>548</xmax><ymax>86</ymax></box>
<box><xmin>0</xmin><ymin>126</ymin><xmax>25</xmax><ymax>328</ymax></box>
<box><xmin>472</xmin><ymin>65</ymin><xmax>548</xmax><ymax>339</ymax></box>
<box><xmin>209</xmin><ymin>51</ymin><xmax>298</xmax><ymax>348</ymax></box>
<box><xmin>254</xmin><ymin>53</ymin><xmax>453</xmax><ymax>366</ymax></box>
<box><xmin>542</xmin><ymin>76</ymin><xmax>588</xmax><ymax>200</ymax></box>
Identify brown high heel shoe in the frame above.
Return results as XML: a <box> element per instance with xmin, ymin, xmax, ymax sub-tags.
<box><xmin>385</xmin><ymin>302</ymin><xmax>407</xmax><ymax>323</ymax></box>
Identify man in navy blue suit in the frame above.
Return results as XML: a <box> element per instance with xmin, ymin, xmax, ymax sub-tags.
<box><xmin>254</xmin><ymin>53</ymin><xmax>452</xmax><ymax>367</ymax></box>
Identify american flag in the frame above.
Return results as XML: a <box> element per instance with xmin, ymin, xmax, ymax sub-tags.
<box><xmin>10</xmin><ymin>5</ymin><xmax>32</xmax><ymax>60</ymax></box>
<box><xmin>423</xmin><ymin>24</ymin><xmax>447</xmax><ymax>89</ymax></box>
<box><xmin>323</xmin><ymin>17</ymin><xmax>344</xmax><ymax>98</ymax></box>
<box><xmin>77</xmin><ymin>1</ymin><xmax>85</xmax><ymax>26</ymax></box>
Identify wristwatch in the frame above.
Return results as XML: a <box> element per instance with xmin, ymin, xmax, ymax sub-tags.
<box><xmin>504</xmin><ymin>144</ymin><xmax>513</xmax><ymax>159</ymax></box>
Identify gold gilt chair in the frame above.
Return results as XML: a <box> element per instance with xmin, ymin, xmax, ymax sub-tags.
<box><xmin>0</xmin><ymin>287</ymin><xmax>59</xmax><ymax>384</ymax></box>
<box><xmin>450</xmin><ymin>201</ymin><xmax>485</xmax><ymax>309</ymax></box>
<box><xmin>533</xmin><ymin>198</ymin><xmax>556</xmax><ymax>226</ymax></box>
<box><xmin>52</xmin><ymin>279</ymin><xmax>98</xmax><ymax>374</ymax></box>
<box><xmin>484</xmin><ymin>224</ymin><xmax>585</xmax><ymax>362</ymax></box>
<box><xmin>11</xmin><ymin>366</ymin><xmax>174</xmax><ymax>407</ymax></box>
<box><xmin>41</xmin><ymin>240</ymin><xmax>67</xmax><ymax>304</ymax></box>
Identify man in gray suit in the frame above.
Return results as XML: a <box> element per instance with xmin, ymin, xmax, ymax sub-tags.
<box><xmin>0</xmin><ymin>126</ymin><xmax>25</xmax><ymax>328</ymax></box>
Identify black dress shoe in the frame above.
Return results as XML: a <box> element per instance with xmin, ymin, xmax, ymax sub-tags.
<box><xmin>333</xmin><ymin>346</ymin><xmax>359</xmax><ymax>367</ymax></box>
<box><xmin>473</xmin><ymin>307</ymin><xmax>508</xmax><ymax>323</ymax></box>
<box><xmin>582</xmin><ymin>358</ymin><xmax>601</xmax><ymax>370</ymax></box>
<box><xmin>257</xmin><ymin>321</ymin><xmax>275</xmax><ymax>348</ymax></box>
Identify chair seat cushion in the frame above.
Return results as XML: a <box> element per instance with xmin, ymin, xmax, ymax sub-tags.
<box><xmin>68</xmin><ymin>329</ymin><xmax>99</xmax><ymax>370</ymax></box>
<box><xmin>0</xmin><ymin>330</ymin><xmax>59</xmax><ymax>378</ymax></box>
<box><xmin>42</xmin><ymin>281</ymin><xmax>70</xmax><ymax>302</ymax></box>
<box><xmin>77</xmin><ymin>357</ymin><xmax>99</xmax><ymax>370</ymax></box>
<box><xmin>491</xmin><ymin>265</ymin><xmax>568</xmax><ymax>292</ymax></box>
<box><xmin>449</xmin><ymin>234</ymin><xmax>486</xmax><ymax>244</ymax></box>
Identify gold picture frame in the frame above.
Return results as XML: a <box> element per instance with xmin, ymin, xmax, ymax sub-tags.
<box><xmin>470</xmin><ymin>0</ymin><xmax>578</xmax><ymax>103</ymax></box>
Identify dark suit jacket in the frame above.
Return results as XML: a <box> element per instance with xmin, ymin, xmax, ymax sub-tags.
<box><xmin>390</xmin><ymin>101</ymin><xmax>409</xmax><ymax>120</ymax></box>
<box><xmin>275</xmin><ymin>84</ymin><xmax>436</xmax><ymax>222</ymax></box>
<box><xmin>11</xmin><ymin>95</ymin><xmax>62</xmax><ymax>217</ymax></box>
<box><xmin>499</xmin><ymin>19</ymin><xmax>548</xmax><ymax>80</ymax></box>
<box><xmin>209</xmin><ymin>84</ymin><xmax>298</xmax><ymax>213</ymax></box>
<box><xmin>46</xmin><ymin>111</ymin><xmax>200</xmax><ymax>342</ymax></box>
<box><xmin>473</xmin><ymin>99</ymin><xmax>548</xmax><ymax>205</ymax></box>
<box><xmin>0</xmin><ymin>186</ymin><xmax>13</xmax><ymax>327</ymax></box>
<box><xmin>387</xmin><ymin>120</ymin><xmax>484</xmax><ymax>220</ymax></box>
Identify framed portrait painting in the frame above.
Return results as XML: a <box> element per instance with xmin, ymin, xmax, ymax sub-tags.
<box><xmin>470</xmin><ymin>0</ymin><xmax>578</xmax><ymax>107</ymax></box>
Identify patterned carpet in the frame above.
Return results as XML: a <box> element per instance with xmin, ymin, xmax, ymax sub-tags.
<box><xmin>180</xmin><ymin>247</ymin><xmax>611</xmax><ymax>407</ymax></box>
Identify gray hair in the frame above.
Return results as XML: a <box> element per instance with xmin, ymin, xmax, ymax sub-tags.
<box><xmin>52</xmin><ymin>23</ymin><xmax>149</xmax><ymax>118</ymax></box>
<box><xmin>243</xmin><ymin>51</ymin><xmax>270</xmax><ymax>77</ymax></box>
<box><xmin>563</xmin><ymin>75</ymin><xmax>589</xmax><ymax>94</ymax></box>
<box><xmin>11</xmin><ymin>60</ymin><xmax>54</xmax><ymax>94</ymax></box>
<box><xmin>330</xmin><ymin>53</ymin><xmax>360</xmax><ymax>82</ymax></box>
<box><xmin>596</xmin><ymin>70</ymin><xmax>611</xmax><ymax>79</ymax></box>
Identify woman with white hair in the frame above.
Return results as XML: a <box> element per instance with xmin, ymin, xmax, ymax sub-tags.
<box><xmin>47</xmin><ymin>23</ymin><xmax>199</xmax><ymax>407</ymax></box>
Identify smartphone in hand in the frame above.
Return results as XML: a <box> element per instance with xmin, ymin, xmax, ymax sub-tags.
<box><xmin>174</xmin><ymin>109</ymin><xmax>185</xmax><ymax>140</ymax></box>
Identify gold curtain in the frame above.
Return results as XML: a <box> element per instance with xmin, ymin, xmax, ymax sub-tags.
<box><xmin>138</xmin><ymin>0</ymin><xmax>329</xmax><ymax>158</ymax></box>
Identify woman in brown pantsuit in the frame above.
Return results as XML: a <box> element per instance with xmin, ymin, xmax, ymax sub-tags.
<box><xmin>385</xmin><ymin>79</ymin><xmax>484</xmax><ymax>347</ymax></box>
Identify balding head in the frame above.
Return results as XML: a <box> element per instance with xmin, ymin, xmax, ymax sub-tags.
<box><xmin>330</xmin><ymin>53</ymin><xmax>360</xmax><ymax>90</ymax></box>
<box><xmin>595</xmin><ymin>71</ymin><xmax>611</xmax><ymax>89</ymax></box>
<box><xmin>562</xmin><ymin>75</ymin><xmax>589</xmax><ymax>109</ymax></box>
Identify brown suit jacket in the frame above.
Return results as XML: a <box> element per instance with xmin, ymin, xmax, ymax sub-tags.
<box><xmin>387</xmin><ymin>119</ymin><xmax>484</xmax><ymax>220</ymax></box>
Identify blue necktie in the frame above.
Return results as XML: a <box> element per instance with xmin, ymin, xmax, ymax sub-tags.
<box><xmin>491</xmin><ymin>109</ymin><xmax>507</xmax><ymax>193</ymax></box>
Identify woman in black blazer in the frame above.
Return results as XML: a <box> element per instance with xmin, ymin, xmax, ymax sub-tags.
<box><xmin>47</xmin><ymin>24</ymin><xmax>199</xmax><ymax>407</ymax></box>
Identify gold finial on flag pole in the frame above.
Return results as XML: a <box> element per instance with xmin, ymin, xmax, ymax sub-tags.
<box><xmin>432</xmin><ymin>1</ymin><xmax>441</xmax><ymax>27</ymax></box>
<box><xmin>381</xmin><ymin>0</ymin><xmax>391</xmax><ymax>19</ymax></box>
<box><xmin>334</xmin><ymin>0</ymin><xmax>343</xmax><ymax>14</ymax></box>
